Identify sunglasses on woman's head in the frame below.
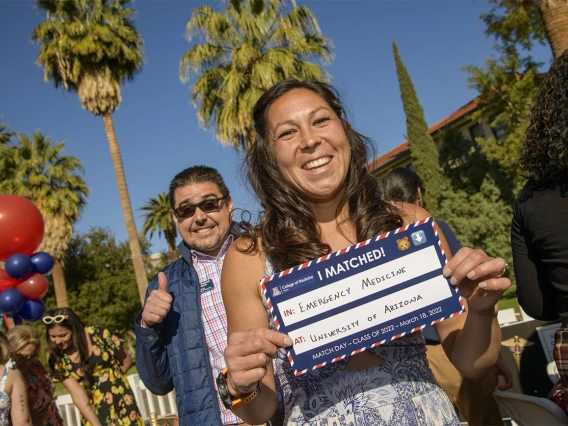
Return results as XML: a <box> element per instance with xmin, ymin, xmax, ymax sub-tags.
<box><xmin>173</xmin><ymin>196</ymin><xmax>227</xmax><ymax>220</ymax></box>
<box><xmin>42</xmin><ymin>314</ymin><xmax>69</xmax><ymax>324</ymax></box>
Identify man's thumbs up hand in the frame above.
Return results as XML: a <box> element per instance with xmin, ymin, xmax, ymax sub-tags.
<box><xmin>141</xmin><ymin>272</ymin><xmax>173</xmax><ymax>328</ymax></box>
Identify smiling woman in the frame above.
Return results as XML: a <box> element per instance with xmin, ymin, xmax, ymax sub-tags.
<box><xmin>220</xmin><ymin>79</ymin><xmax>511</xmax><ymax>426</ymax></box>
<box><xmin>268</xmin><ymin>89</ymin><xmax>351</xmax><ymax>205</ymax></box>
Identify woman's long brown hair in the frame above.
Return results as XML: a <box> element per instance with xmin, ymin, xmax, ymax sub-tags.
<box><xmin>45</xmin><ymin>307</ymin><xmax>94</xmax><ymax>400</ymax></box>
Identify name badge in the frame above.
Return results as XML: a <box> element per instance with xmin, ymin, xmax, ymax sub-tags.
<box><xmin>260</xmin><ymin>217</ymin><xmax>464</xmax><ymax>376</ymax></box>
<box><xmin>200</xmin><ymin>279</ymin><xmax>215</xmax><ymax>293</ymax></box>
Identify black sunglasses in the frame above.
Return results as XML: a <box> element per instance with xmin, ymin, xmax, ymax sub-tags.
<box><xmin>173</xmin><ymin>196</ymin><xmax>228</xmax><ymax>220</ymax></box>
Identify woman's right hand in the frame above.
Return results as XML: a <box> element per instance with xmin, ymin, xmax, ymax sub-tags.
<box><xmin>224</xmin><ymin>328</ymin><xmax>292</xmax><ymax>395</ymax></box>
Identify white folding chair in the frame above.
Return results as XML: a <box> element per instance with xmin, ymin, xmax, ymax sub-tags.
<box><xmin>127</xmin><ymin>373</ymin><xmax>178</xmax><ymax>422</ymax></box>
<box><xmin>54</xmin><ymin>393</ymin><xmax>81</xmax><ymax>426</ymax></box>
<box><xmin>55</xmin><ymin>374</ymin><xmax>178</xmax><ymax>426</ymax></box>
<box><xmin>493</xmin><ymin>390</ymin><xmax>568</xmax><ymax>426</ymax></box>
<box><xmin>497</xmin><ymin>308</ymin><xmax>519</xmax><ymax>326</ymax></box>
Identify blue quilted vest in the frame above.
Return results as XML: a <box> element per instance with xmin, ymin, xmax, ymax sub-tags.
<box><xmin>136</xmin><ymin>241</ymin><xmax>222</xmax><ymax>426</ymax></box>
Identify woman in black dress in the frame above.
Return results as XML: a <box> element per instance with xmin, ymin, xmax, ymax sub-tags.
<box><xmin>44</xmin><ymin>308</ymin><xmax>143</xmax><ymax>426</ymax></box>
<box><xmin>512</xmin><ymin>48</ymin><xmax>568</xmax><ymax>413</ymax></box>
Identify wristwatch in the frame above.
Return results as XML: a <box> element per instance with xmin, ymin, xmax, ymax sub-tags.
<box><xmin>216</xmin><ymin>368</ymin><xmax>261</xmax><ymax>410</ymax></box>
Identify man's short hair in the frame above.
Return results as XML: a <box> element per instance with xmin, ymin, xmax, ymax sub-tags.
<box><xmin>168</xmin><ymin>165</ymin><xmax>230</xmax><ymax>209</ymax></box>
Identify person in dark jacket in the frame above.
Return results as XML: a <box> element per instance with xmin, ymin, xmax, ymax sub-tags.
<box><xmin>381</xmin><ymin>167</ymin><xmax>513</xmax><ymax>425</ymax></box>
<box><xmin>512</xmin><ymin>48</ymin><xmax>568</xmax><ymax>414</ymax></box>
<box><xmin>135</xmin><ymin>165</ymin><xmax>246</xmax><ymax>426</ymax></box>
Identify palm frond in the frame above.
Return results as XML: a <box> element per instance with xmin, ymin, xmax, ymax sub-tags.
<box><xmin>139</xmin><ymin>192</ymin><xmax>177</xmax><ymax>252</ymax></box>
<box><xmin>180</xmin><ymin>0</ymin><xmax>332</xmax><ymax>150</ymax></box>
<box><xmin>32</xmin><ymin>0</ymin><xmax>143</xmax><ymax>115</ymax></box>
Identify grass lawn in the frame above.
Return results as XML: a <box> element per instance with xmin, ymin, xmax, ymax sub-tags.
<box><xmin>497</xmin><ymin>285</ymin><xmax>520</xmax><ymax>313</ymax></box>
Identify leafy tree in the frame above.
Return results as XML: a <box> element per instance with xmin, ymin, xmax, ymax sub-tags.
<box><xmin>482</xmin><ymin>0</ymin><xmax>568</xmax><ymax>60</ymax></box>
<box><xmin>464</xmin><ymin>1</ymin><xmax>558</xmax><ymax>181</ymax></box>
<box><xmin>434</xmin><ymin>0</ymin><xmax>566</xmax><ymax>280</ymax></box>
<box><xmin>392</xmin><ymin>41</ymin><xmax>444</xmax><ymax>214</ymax></box>
<box><xmin>139</xmin><ymin>192</ymin><xmax>178</xmax><ymax>263</ymax></box>
<box><xmin>180</xmin><ymin>0</ymin><xmax>333</xmax><ymax>150</ymax></box>
<box><xmin>391</xmin><ymin>44</ymin><xmax>515</xmax><ymax>277</ymax></box>
<box><xmin>50</xmin><ymin>227</ymin><xmax>150</xmax><ymax>340</ymax></box>
<box><xmin>0</xmin><ymin>132</ymin><xmax>89</xmax><ymax>307</ymax></box>
<box><xmin>462</xmin><ymin>51</ymin><xmax>540</xmax><ymax>178</ymax></box>
<box><xmin>32</xmin><ymin>0</ymin><xmax>148</xmax><ymax>304</ymax></box>
<box><xmin>437</xmin><ymin>130</ymin><xmax>515</xmax><ymax>275</ymax></box>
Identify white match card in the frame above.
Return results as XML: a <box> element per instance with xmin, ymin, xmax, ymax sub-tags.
<box><xmin>260</xmin><ymin>217</ymin><xmax>465</xmax><ymax>376</ymax></box>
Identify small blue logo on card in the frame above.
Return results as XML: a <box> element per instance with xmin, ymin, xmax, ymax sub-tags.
<box><xmin>411</xmin><ymin>230</ymin><xmax>427</xmax><ymax>246</ymax></box>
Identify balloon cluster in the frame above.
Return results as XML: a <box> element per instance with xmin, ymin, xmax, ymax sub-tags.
<box><xmin>0</xmin><ymin>195</ymin><xmax>51</xmax><ymax>324</ymax></box>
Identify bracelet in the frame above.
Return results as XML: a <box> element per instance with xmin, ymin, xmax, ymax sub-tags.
<box><xmin>230</xmin><ymin>380</ymin><xmax>262</xmax><ymax>411</ymax></box>
<box><xmin>217</xmin><ymin>367</ymin><xmax>262</xmax><ymax>411</ymax></box>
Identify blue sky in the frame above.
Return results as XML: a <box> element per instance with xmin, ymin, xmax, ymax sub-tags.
<box><xmin>0</xmin><ymin>0</ymin><xmax>552</xmax><ymax>254</ymax></box>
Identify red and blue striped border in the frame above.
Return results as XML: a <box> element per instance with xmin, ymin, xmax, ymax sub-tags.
<box><xmin>259</xmin><ymin>217</ymin><xmax>466</xmax><ymax>376</ymax></box>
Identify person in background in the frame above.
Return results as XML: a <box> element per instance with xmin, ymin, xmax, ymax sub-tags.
<box><xmin>220</xmin><ymin>79</ymin><xmax>510</xmax><ymax>425</ymax></box>
<box><xmin>7</xmin><ymin>325</ymin><xmax>63</xmax><ymax>426</ymax></box>
<box><xmin>382</xmin><ymin>166</ymin><xmax>513</xmax><ymax>425</ymax></box>
<box><xmin>512</xmin><ymin>48</ymin><xmax>568</xmax><ymax>414</ymax></box>
<box><xmin>0</xmin><ymin>331</ymin><xmax>31</xmax><ymax>425</ymax></box>
<box><xmin>44</xmin><ymin>308</ymin><xmax>143</xmax><ymax>426</ymax></box>
<box><xmin>380</xmin><ymin>167</ymin><xmax>460</xmax><ymax>253</ymax></box>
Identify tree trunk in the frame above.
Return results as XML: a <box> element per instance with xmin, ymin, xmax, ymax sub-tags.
<box><xmin>166</xmin><ymin>231</ymin><xmax>179</xmax><ymax>264</ymax></box>
<box><xmin>102</xmin><ymin>113</ymin><xmax>148</xmax><ymax>305</ymax></box>
<box><xmin>51</xmin><ymin>260</ymin><xmax>69</xmax><ymax>308</ymax></box>
<box><xmin>540</xmin><ymin>0</ymin><xmax>568</xmax><ymax>59</ymax></box>
<box><xmin>168</xmin><ymin>247</ymin><xmax>179</xmax><ymax>264</ymax></box>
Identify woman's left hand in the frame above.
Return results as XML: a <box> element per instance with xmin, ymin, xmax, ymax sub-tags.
<box><xmin>443</xmin><ymin>247</ymin><xmax>511</xmax><ymax>315</ymax></box>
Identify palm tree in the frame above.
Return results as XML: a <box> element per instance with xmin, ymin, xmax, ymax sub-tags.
<box><xmin>0</xmin><ymin>120</ymin><xmax>13</xmax><ymax>145</ymax></box>
<box><xmin>139</xmin><ymin>192</ymin><xmax>178</xmax><ymax>264</ymax></box>
<box><xmin>32</xmin><ymin>0</ymin><xmax>148</xmax><ymax>304</ymax></box>
<box><xmin>0</xmin><ymin>120</ymin><xmax>15</xmax><ymax>172</ymax></box>
<box><xmin>539</xmin><ymin>0</ymin><xmax>568</xmax><ymax>59</ymax></box>
<box><xmin>180</xmin><ymin>0</ymin><xmax>333</xmax><ymax>150</ymax></box>
<box><xmin>0</xmin><ymin>132</ymin><xmax>89</xmax><ymax>308</ymax></box>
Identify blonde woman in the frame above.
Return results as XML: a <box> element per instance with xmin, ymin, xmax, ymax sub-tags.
<box><xmin>0</xmin><ymin>330</ymin><xmax>31</xmax><ymax>425</ymax></box>
<box><xmin>8</xmin><ymin>325</ymin><xmax>63</xmax><ymax>426</ymax></box>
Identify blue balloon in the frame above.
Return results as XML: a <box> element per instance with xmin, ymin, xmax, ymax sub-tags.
<box><xmin>30</xmin><ymin>252</ymin><xmax>55</xmax><ymax>275</ymax></box>
<box><xmin>18</xmin><ymin>299</ymin><xmax>45</xmax><ymax>322</ymax></box>
<box><xmin>5</xmin><ymin>253</ymin><xmax>32</xmax><ymax>279</ymax></box>
<box><xmin>0</xmin><ymin>288</ymin><xmax>25</xmax><ymax>313</ymax></box>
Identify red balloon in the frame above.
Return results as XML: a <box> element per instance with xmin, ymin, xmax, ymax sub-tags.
<box><xmin>0</xmin><ymin>195</ymin><xmax>44</xmax><ymax>261</ymax></box>
<box><xmin>0</xmin><ymin>269</ymin><xmax>19</xmax><ymax>292</ymax></box>
<box><xmin>16</xmin><ymin>273</ymin><xmax>48</xmax><ymax>299</ymax></box>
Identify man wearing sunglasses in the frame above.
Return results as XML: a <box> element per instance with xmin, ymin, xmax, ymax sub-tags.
<box><xmin>135</xmin><ymin>165</ymin><xmax>245</xmax><ymax>426</ymax></box>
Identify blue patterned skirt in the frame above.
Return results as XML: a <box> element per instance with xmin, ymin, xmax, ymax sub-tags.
<box><xmin>273</xmin><ymin>335</ymin><xmax>460</xmax><ymax>426</ymax></box>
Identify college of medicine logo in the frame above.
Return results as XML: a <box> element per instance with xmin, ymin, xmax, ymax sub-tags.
<box><xmin>272</xmin><ymin>287</ymin><xmax>282</xmax><ymax>297</ymax></box>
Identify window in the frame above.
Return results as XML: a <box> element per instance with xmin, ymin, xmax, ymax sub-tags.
<box><xmin>468</xmin><ymin>123</ymin><xmax>485</xmax><ymax>141</ymax></box>
<box><xmin>489</xmin><ymin>113</ymin><xmax>509</xmax><ymax>141</ymax></box>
